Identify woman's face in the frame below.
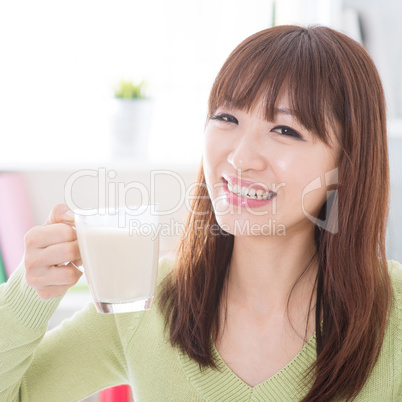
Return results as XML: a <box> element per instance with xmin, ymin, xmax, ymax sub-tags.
<box><xmin>203</xmin><ymin>90</ymin><xmax>340</xmax><ymax>237</ymax></box>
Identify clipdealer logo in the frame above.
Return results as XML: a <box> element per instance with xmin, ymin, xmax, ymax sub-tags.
<box><xmin>64</xmin><ymin>167</ymin><xmax>339</xmax><ymax>234</ymax></box>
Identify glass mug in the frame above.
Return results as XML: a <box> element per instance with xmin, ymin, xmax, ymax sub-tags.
<box><xmin>73</xmin><ymin>205</ymin><xmax>160</xmax><ymax>314</ymax></box>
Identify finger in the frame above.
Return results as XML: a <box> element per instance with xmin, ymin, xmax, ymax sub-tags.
<box><xmin>45</xmin><ymin>203</ymin><xmax>75</xmax><ymax>225</ymax></box>
<box><xmin>49</xmin><ymin>263</ymin><xmax>82</xmax><ymax>287</ymax></box>
<box><xmin>26</xmin><ymin>262</ymin><xmax>82</xmax><ymax>291</ymax></box>
<box><xmin>42</xmin><ymin>264</ymin><xmax>82</xmax><ymax>287</ymax></box>
<box><xmin>26</xmin><ymin>223</ymin><xmax>77</xmax><ymax>249</ymax></box>
<box><xmin>41</xmin><ymin>240</ymin><xmax>81</xmax><ymax>267</ymax></box>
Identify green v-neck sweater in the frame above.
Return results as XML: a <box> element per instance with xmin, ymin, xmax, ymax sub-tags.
<box><xmin>0</xmin><ymin>258</ymin><xmax>401</xmax><ymax>401</ymax></box>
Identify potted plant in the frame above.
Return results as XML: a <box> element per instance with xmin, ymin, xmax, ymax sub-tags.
<box><xmin>110</xmin><ymin>79</ymin><xmax>153</xmax><ymax>158</ymax></box>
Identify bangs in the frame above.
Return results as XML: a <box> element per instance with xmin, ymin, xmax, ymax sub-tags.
<box><xmin>208</xmin><ymin>26</ymin><xmax>343</xmax><ymax>147</ymax></box>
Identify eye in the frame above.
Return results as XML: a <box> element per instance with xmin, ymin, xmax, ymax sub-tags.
<box><xmin>210</xmin><ymin>113</ymin><xmax>239</xmax><ymax>124</ymax></box>
<box><xmin>271</xmin><ymin>125</ymin><xmax>304</xmax><ymax>141</ymax></box>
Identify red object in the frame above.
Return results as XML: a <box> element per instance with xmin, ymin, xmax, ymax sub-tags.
<box><xmin>99</xmin><ymin>385</ymin><xmax>132</xmax><ymax>402</ymax></box>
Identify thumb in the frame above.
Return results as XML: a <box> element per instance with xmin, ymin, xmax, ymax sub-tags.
<box><xmin>45</xmin><ymin>203</ymin><xmax>74</xmax><ymax>225</ymax></box>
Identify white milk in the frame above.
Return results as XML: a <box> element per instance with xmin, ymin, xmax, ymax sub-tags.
<box><xmin>76</xmin><ymin>226</ymin><xmax>159</xmax><ymax>303</ymax></box>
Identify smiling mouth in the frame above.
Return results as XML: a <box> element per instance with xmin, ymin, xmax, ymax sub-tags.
<box><xmin>223</xmin><ymin>179</ymin><xmax>277</xmax><ymax>201</ymax></box>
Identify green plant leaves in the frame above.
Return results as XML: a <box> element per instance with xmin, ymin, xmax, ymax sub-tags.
<box><xmin>114</xmin><ymin>80</ymin><xmax>148</xmax><ymax>99</ymax></box>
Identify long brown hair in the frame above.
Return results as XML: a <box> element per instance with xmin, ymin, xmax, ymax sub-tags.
<box><xmin>159</xmin><ymin>25</ymin><xmax>392</xmax><ymax>401</ymax></box>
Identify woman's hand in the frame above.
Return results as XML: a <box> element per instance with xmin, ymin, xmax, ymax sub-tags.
<box><xmin>24</xmin><ymin>203</ymin><xmax>83</xmax><ymax>299</ymax></box>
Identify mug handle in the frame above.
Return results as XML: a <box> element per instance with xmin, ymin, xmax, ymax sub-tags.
<box><xmin>70</xmin><ymin>260</ymin><xmax>84</xmax><ymax>273</ymax></box>
<box><xmin>62</xmin><ymin>220</ymin><xmax>84</xmax><ymax>273</ymax></box>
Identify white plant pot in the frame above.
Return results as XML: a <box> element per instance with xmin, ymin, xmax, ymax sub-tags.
<box><xmin>110</xmin><ymin>98</ymin><xmax>153</xmax><ymax>158</ymax></box>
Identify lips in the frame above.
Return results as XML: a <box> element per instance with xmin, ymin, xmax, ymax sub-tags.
<box><xmin>223</xmin><ymin>175</ymin><xmax>270</xmax><ymax>193</ymax></box>
<box><xmin>221</xmin><ymin>175</ymin><xmax>277</xmax><ymax>208</ymax></box>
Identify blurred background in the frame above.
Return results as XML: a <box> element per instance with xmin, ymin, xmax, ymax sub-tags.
<box><xmin>0</xmin><ymin>0</ymin><xmax>275</xmax><ymax>165</ymax></box>
<box><xmin>0</xmin><ymin>1</ymin><xmax>401</xmax><ymax>400</ymax></box>
<box><xmin>0</xmin><ymin>0</ymin><xmax>400</xmax><ymax>163</ymax></box>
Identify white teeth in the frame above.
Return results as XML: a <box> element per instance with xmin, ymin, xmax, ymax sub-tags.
<box><xmin>226</xmin><ymin>181</ymin><xmax>276</xmax><ymax>200</ymax></box>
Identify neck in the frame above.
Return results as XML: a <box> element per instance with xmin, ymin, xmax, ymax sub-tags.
<box><xmin>226</xmin><ymin>230</ymin><xmax>318</xmax><ymax>318</ymax></box>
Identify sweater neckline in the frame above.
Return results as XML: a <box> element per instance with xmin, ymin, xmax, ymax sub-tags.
<box><xmin>179</xmin><ymin>333</ymin><xmax>317</xmax><ymax>401</ymax></box>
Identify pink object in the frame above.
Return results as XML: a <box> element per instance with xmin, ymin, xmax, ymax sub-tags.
<box><xmin>100</xmin><ymin>385</ymin><xmax>132</xmax><ymax>402</ymax></box>
<box><xmin>0</xmin><ymin>173</ymin><xmax>35</xmax><ymax>278</ymax></box>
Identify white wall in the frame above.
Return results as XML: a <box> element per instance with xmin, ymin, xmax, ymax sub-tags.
<box><xmin>0</xmin><ymin>0</ymin><xmax>274</xmax><ymax>166</ymax></box>
<box><xmin>343</xmin><ymin>0</ymin><xmax>402</xmax><ymax>118</ymax></box>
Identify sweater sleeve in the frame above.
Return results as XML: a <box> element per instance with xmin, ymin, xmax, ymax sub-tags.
<box><xmin>389</xmin><ymin>260</ymin><xmax>402</xmax><ymax>400</ymax></box>
<box><xmin>0</xmin><ymin>262</ymin><xmax>141</xmax><ymax>401</ymax></box>
<box><xmin>0</xmin><ymin>262</ymin><xmax>63</xmax><ymax>400</ymax></box>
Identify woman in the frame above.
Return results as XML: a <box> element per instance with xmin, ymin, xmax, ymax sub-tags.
<box><xmin>1</xmin><ymin>25</ymin><xmax>401</xmax><ymax>401</ymax></box>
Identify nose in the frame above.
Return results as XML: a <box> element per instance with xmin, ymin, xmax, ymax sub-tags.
<box><xmin>227</xmin><ymin>135</ymin><xmax>268</xmax><ymax>172</ymax></box>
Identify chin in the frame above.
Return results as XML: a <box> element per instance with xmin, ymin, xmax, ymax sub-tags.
<box><xmin>213</xmin><ymin>214</ymin><xmax>287</xmax><ymax>238</ymax></box>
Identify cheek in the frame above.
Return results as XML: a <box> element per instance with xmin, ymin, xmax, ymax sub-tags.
<box><xmin>202</xmin><ymin>133</ymin><xmax>226</xmax><ymax>207</ymax></box>
<box><xmin>202</xmin><ymin>138</ymin><xmax>216</xmax><ymax>186</ymax></box>
<box><xmin>203</xmin><ymin>131</ymin><xmax>227</xmax><ymax>180</ymax></box>
<box><xmin>292</xmin><ymin>154</ymin><xmax>337</xmax><ymax>217</ymax></box>
<box><xmin>301</xmin><ymin>185</ymin><xmax>329</xmax><ymax>218</ymax></box>
<box><xmin>274</xmin><ymin>150</ymin><xmax>336</xmax><ymax>214</ymax></box>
